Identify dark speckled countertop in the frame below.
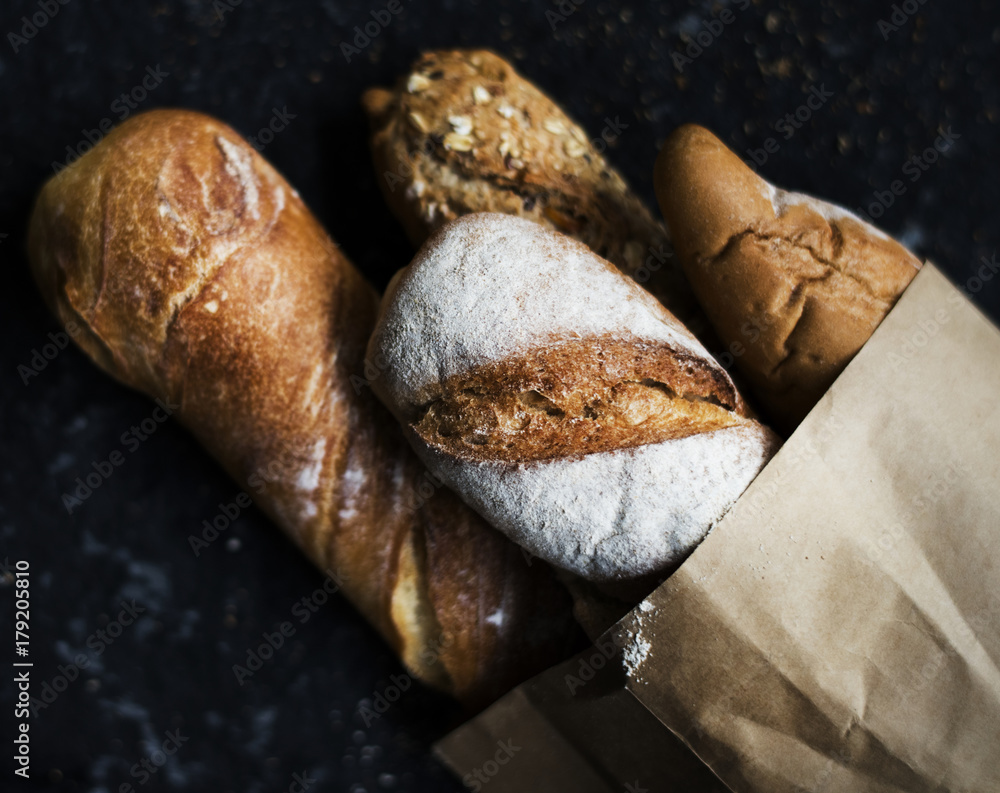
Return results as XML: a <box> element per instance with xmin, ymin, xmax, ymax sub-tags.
<box><xmin>1</xmin><ymin>1</ymin><xmax>998</xmax><ymax>791</ymax></box>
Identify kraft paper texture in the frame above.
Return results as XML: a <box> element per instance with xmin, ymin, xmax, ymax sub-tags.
<box><xmin>437</xmin><ymin>264</ymin><xmax>1000</xmax><ymax>793</ymax></box>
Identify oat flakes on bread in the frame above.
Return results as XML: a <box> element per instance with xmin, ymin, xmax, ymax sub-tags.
<box><xmin>655</xmin><ymin>124</ymin><xmax>922</xmax><ymax>430</ymax></box>
<box><xmin>368</xmin><ymin>213</ymin><xmax>780</xmax><ymax>584</ymax></box>
<box><xmin>362</xmin><ymin>48</ymin><xmax>708</xmax><ymax>336</ymax></box>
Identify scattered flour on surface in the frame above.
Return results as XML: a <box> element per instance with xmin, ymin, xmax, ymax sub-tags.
<box><xmin>621</xmin><ymin>609</ymin><xmax>654</xmax><ymax>681</ymax></box>
<box><xmin>622</xmin><ymin>628</ymin><xmax>651</xmax><ymax>680</ymax></box>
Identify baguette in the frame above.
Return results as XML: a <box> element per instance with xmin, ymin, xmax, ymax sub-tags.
<box><xmin>362</xmin><ymin>49</ymin><xmax>709</xmax><ymax>337</ymax></box>
<box><xmin>368</xmin><ymin>213</ymin><xmax>780</xmax><ymax>584</ymax></box>
<box><xmin>27</xmin><ymin>109</ymin><xmax>578</xmax><ymax>707</ymax></box>
<box><xmin>655</xmin><ymin>124</ymin><xmax>922</xmax><ymax>429</ymax></box>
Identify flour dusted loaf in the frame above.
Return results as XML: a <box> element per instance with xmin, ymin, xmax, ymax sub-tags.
<box><xmin>362</xmin><ymin>49</ymin><xmax>709</xmax><ymax>337</ymax></box>
<box><xmin>368</xmin><ymin>213</ymin><xmax>780</xmax><ymax>583</ymax></box>
<box><xmin>655</xmin><ymin>124</ymin><xmax>922</xmax><ymax>429</ymax></box>
<box><xmin>27</xmin><ymin>110</ymin><xmax>578</xmax><ymax>707</ymax></box>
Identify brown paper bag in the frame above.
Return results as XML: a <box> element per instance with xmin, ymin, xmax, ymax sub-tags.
<box><xmin>437</xmin><ymin>264</ymin><xmax>1000</xmax><ymax>793</ymax></box>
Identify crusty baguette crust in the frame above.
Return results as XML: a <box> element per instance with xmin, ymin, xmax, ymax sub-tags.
<box><xmin>369</xmin><ymin>214</ymin><xmax>779</xmax><ymax>583</ymax></box>
<box><xmin>27</xmin><ymin>109</ymin><xmax>576</xmax><ymax>707</ymax></box>
<box><xmin>362</xmin><ymin>48</ymin><xmax>710</xmax><ymax>337</ymax></box>
<box><xmin>655</xmin><ymin>124</ymin><xmax>922</xmax><ymax>429</ymax></box>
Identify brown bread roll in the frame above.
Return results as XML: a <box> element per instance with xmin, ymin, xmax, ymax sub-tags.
<box><xmin>362</xmin><ymin>48</ymin><xmax>709</xmax><ymax>337</ymax></box>
<box><xmin>367</xmin><ymin>213</ymin><xmax>780</xmax><ymax>586</ymax></box>
<box><xmin>655</xmin><ymin>124</ymin><xmax>922</xmax><ymax>430</ymax></box>
<box><xmin>27</xmin><ymin>109</ymin><xmax>577</xmax><ymax>708</ymax></box>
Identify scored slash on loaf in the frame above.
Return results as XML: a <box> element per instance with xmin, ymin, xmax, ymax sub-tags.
<box><xmin>368</xmin><ymin>213</ymin><xmax>781</xmax><ymax>584</ymax></box>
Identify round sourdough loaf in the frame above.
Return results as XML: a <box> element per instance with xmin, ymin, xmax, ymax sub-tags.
<box><xmin>368</xmin><ymin>213</ymin><xmax>781</xmax><ymax>583</ymax></box>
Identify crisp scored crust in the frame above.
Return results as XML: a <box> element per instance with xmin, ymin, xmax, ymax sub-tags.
<box><xmin>369</xmin><ymin>214</ymin><xmax>780</xmax><ymax>582</ymax></box>
<box><xmin>655</xmin><ymin>124</ymin><xmax>922</xmax><ymax>429</ymax></box>
<box><xmin>411</xmin><ymin>336</ymin><xmax>743</xmax><ymax>464</ymax></box>
<box><xmin>28</xmin><ymin>110</ymin><xmax>577</xmax><ymax>707</ymax></box>
<box><xmin>362</xmin><ymin>48</ymin><xmax>710</xmax><ymax>337</ymax></box>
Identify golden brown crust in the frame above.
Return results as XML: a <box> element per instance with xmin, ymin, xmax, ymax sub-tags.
<box><xmin>28</xmin><ymin>109</ymin><xmax>577</xmax><ymax>706</ymax></box>
<box><xmin>410</xmin><ymin>335</ymin><xmax>746</xmax><ymax>464</ymax></box>
<box><xmin>362</xmin><ymin>48</ymin><xmax>709</xmax><ymax>336</ymax></box>
<box><xmin>654</xmin><ymin>124</ymin><xmax>922</xmax><ymax>429</ymax></box>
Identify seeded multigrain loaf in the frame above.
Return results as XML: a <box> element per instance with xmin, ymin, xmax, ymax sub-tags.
<box><xmin>655</xmin><ymin>125</ymin><xmax>922</xmax><ymax>429</ymax></box>
<box><xmin>27</xmin><ymin>110</ymin><xmax>579</xmax><ymax>708</ymax></box>
<box><xmin>368</xmin><ymin>214</ymin><xmax>780</xmax><ymax>584</ymax></box>
<box><xmin>361</xmin><ymin>49</ymin><xmax>706</xmax><ymax>333</ymax></box>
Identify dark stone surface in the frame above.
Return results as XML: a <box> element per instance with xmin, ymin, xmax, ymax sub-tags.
<box><xmin>0</xmin><ymin>1</ymin><xmax>997</xmax><ymax>791</ymax></box>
